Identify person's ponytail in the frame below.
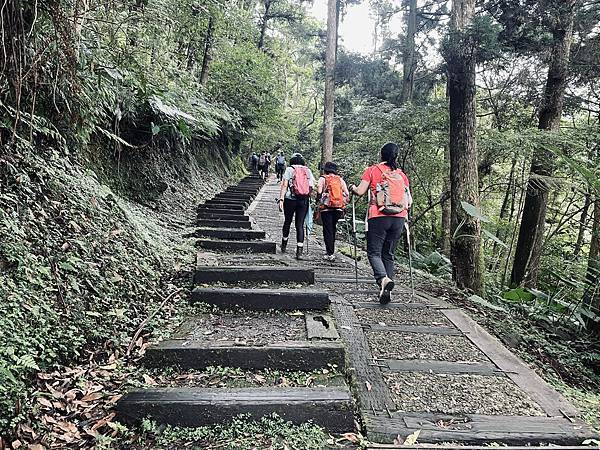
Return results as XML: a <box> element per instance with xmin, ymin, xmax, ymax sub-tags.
<box><xmin>380</xmin><ymin>142</ymin><xmax>399</xmax><ymax>170</ymax></box>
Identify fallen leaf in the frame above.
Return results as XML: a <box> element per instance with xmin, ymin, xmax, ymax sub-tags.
<box><xmin>403</xmin><ymin>430</ymin><xmax>421</xmax><ymax>446</ymax></box>
<box><xmin>339</xmin><ymin>433</ymin><xmax>360</xmax><ymax>443</ymax></box>
<box><xmin>37</xmin><ymin>397</ymin><xmax>52</xmax><ymax>409</ymax></box>
<box><xmin>56</xmin><ymin>421</ymin><xmax>78</xmax><ymax>434</ymax></box>
<box><xmin>81</xmin><ymin>392</ymin><xmax>103</xmax><ymax>402</ymax></box>
<box><xmin>28</xmin><ymin>445</ymin><xmax>45</xmax><ymax>450</ymax></box>
<box><xmin>91</xmin><ymin>413</ymin><xmax>116</xmax><ymax>431</ymax></box>
<box><xmin>365</xmin><ymin>381</ymin><xmax>372</xmax><ymax>391</ymax></box>
<box><xmin>99</xmin><ymin>363</ymin><xmax>116</xmax><ymax>370</ymax></box>
<box><xmin>142</xmin><ymin>374</ymin><xmax>156</xmax><ymax>385</ymax></box>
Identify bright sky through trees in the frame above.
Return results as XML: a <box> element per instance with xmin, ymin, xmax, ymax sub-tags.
<box><xmin>311</xmin><ymin>0</ymin><xmax>402</xmax><ymax>55</ymax></box>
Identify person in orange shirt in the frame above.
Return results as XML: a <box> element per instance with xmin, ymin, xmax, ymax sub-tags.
<box><xmin>350</xmin><ymin>143</ymin><xmax>412</xmax><ymax>304</ymax></box>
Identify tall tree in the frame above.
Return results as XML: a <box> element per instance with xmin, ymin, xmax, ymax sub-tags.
<box><xmin>399</xmin><ymin>0</ymin><xmax>417</xmax><ymax>104</ymax></box>
<box><xmin>444</xmin><ymin>0</ymin><xmax>483</xmax><ymax>293</ymax></box>
<box><xmin>585</xmin><ymin>194</ymin><xmax>600</xmax><ymax>331</ymax></box>
<box><xmin>510</xmin><ymin>0</ymin><xmax>577</xmax><ymax>287</ymax></box>
<box><xmin>322</xmin><ymin>0</ymin><xmax>338</xmax><ymax>164</ymax></box>
<box><xmin>200</xmin><ymin>16</ymin><xmax>215</xmax><ymax>85</ymax></box>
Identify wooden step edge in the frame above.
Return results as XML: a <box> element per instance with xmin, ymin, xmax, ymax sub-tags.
<box><xmin>116</xmin><ymin>386</ymin><xmax>354</xmax><ymax>433</ymax></box>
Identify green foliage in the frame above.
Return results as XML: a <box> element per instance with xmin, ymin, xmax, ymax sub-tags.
<box><xmin>412</xmin><ymin>251</ymin><xmax>452</xmax><ymax>277</ymax></box>
<box><xmin>135</xmin><ymin>414</ymin><xmax>329</xmax><ymax>449</ymax></box>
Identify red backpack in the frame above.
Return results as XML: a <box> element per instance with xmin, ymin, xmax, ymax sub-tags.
<box><xmin>291</xmin><ymin>165</ymin><xmax>311</xmax><ymax>197</ymax></box>
<box><xmin>321</xmin><ymin>174</ymin><xmax>347</xmax><ymax>209</ymax></box>
<box><xmin>375</xmin><ymin>165</ymin><xmax>408</xmax><ymax>214</ymax></box>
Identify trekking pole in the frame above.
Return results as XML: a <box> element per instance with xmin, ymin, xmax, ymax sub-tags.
<box><xmin>404</xmin><ymin>219</ymin><xmax>415</xmax><ymax>298</ymax></box>
<box><xmin>352</xmin><ymin>195</ymin><xmax>359</xmax><ymax>288</ymax></box>
<box><xmin>305</xmin><ymin>225</ymin><xmax>309</xmax><ymax>255</ymax></box>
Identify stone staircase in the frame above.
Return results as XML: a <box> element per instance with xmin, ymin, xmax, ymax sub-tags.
<box><xmin>116</xmin><ymin>175</ymin><xmax>355</xmax><ymax>433</ymax></box>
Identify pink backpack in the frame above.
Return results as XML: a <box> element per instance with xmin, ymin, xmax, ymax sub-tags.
<box><xmin>291</xmin><ymin>165</ymin><xmax>311</xmax><ymax>197</ymax></box>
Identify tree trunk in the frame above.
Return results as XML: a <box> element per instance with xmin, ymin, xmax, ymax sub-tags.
<box><xmin>321</xmin><ymin>0</ymin><xmax>338</xmax><ymax>165</ymax></box>
<box><xmin>510</xmin><ymin>1</ymin><xmax>576</xmax><ymax>287</ymax></box>
<box><xmin>258</xmin><ymin>0</ymin><xmax>271</xmax><ymax>50</ymax></box>
<box><xmin>200</xmin><ymin>16</ymin><xmax>215</xmax><ymax>85</ymax></box>
<box><xmin>584</xmin><ymin>195</ymin><xmax>600</xmax><ymax>331</ymax></box>
<box><xmin>445</xmin><ymin>0</ymin><xmax>483</xmax><ymax>293</ymax></box>
<box><xmin>399</xmin><ymin>0</ymin><xmax>417</xmax><ymax>104</ymax></box>
<box><xmin>574</xmin><ymin>195</ymin><xmax>592</xmax><ymax>257</ymax></box>
<box><xmin>441</xmin><ymin>143</ymin><xmax>451</xmax><ymax>256</ymax></box>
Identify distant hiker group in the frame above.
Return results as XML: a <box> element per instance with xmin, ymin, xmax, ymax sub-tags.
<box><xmin>266</xmin><ymin>143</ymin><xmax>411</xmax><ymax>304</ymax></box>
<box><xmin>249</xmin><ymin>151</ymin><xmax>274</xmax><ymax>180</ymax></box>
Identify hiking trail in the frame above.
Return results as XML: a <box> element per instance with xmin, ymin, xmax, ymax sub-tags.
<box><xmin>116</xmin><ymin>176</ymin><xmax>597</xmax><ymax>447</ymax></box>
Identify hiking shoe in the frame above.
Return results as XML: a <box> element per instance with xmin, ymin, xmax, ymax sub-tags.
<box><xmin>379</xmin><ymin>277</ymin><xmax>395</xmax><ymax>304</ymax></box>
<box><xmin>296</xmin><ymin>245</ymin><xmax>303</xmax><ymax>260</ymax></box>
<box><xmin>281</xmin><ymin>238</ymin><xmax>288</xmax><ymax>253</ymax></box>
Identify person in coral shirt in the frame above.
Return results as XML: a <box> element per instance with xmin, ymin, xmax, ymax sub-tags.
<box><xmin>350</xmin><ymin>142</ymin><xmax>412</xmax><ymax>304</ymax></box>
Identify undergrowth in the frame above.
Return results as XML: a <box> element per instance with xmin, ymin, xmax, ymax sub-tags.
<box><xmin>0</xmin><ymin>142</ymin><xmax>241</xmax><ymax>435</ymax></box>
<box><xmin>128</xmin><ymin>414</ymin><xmax>330</xmax><ymax>449</ymax></box>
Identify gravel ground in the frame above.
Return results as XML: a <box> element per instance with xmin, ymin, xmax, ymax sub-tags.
<box><xmin>366</xmin><ymin>331</ymin><xmax>489</xmax><ymax>362</ymax></box>
<box><xmin>355</xmin><ymin>307</ymin><xmax>453</xmax><ymax>327</ymax></box>
<box><xmin>325</xmin><ymin>281</ymin><xmax>418</xmax><ymax>297</ymax></box>
<box><xmin>176</xmin><ymin>312</ymin><xmax>307</xmax><ymax>345</ymax></box>
<box><xmin>134</xmin><ymin>367</ymin><xmax>344</xmax><ymax>389</ymax></box>
<box><xmin>385</xmin><ymin>372</ymin><xmax>546</xmax><ymax>416</ymax></box>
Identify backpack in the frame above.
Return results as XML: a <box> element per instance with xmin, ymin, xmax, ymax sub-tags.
<box><xmin>259</xmin><ymin>154</ymin><xmax>266</xmax><ymax>165</ymax></box>
<box><xmin>374</xmin><ymin>165</ymin><xmax>408</xmax><ymax>214</ymax></box>
<box><xmin>321</xmin><ymin>174</ymin><xmax>347</xmax><ymax>209</ymax></box>
<box><xmin>251</xmin><ymin>154</ymin><xmax>259</xmax><ymax>163</ymax></box>
<box><xmin>276</xmin><ymin>155</ymin><xmax>285</xmax><ymax>166</ymax></box>
<box><xmin>290</xmin><ymin>165</ymin><xmax>311</xmax><ymax>198</ymax></box>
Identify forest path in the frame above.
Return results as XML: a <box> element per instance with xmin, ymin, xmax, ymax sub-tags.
<box><xmin>117</xmin><ymin>176</ymin><xmax>596</xmax><ymax>447</ymax></box>
<box><xmin>250</xmin><ymin>179</ymin><xmax>596</xmax><ymax>446</ymax></box>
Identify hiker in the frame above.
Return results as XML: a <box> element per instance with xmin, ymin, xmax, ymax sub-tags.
<box><xmin>264</xmin><ymin>152</ymin><xmax>272</xmax><ymax>178</ymax></box>
<box><xmin>278</xmin><ymin>153</ymin><xmax>315</xmax><ymax>259</ymax></box>
<box><xmin>258</xmin><ymin>152</ymin><xmax>267</xmax><ymax>179</ymax></box>
<box><xmin>317</xmin><ymin>161</ymin><xmax>349</xmax><ymax>261</ymax></box>
<box><xmin>350</xmin><ymin>142</ymin><xmax>412</xmax><ymax>304</ymax></box>
<box><xmin>250</xmin><ymin>152</ymin><xmax>259</xmax><ymax>173</ymax></box>
<box><xmin>275</xmin><ymin>152</ymin><xmax>286</xmax><ymax>181</ymax></box>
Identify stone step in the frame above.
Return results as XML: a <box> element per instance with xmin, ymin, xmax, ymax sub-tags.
<box><xmin>144</xmin><ymin>340</ymin><xmax>345</xmax><ymax>371</ymax></box>
<box><xmin>196</xmin><ymin>211</ymin><xmax>250</xmax><ymax>221</ymax></box>
<box><xmin>117</xmin><ymin>387</ymin><xmax>353</xmax><ymax>433</ymax></box>
<box><xmin>204</xmin><ymin>198</ymin><xmax>249</xmax><ymax>207</ymax></box>
<box><xmin>213</xmin><ymin>193</ymin><xmax>254</xmax><ymax>201</ymax></box>
<box><xmin>191</xmin><ymin>287</ymin><xmax>329</xmax><ymax>310</ymax></box>
<box><xmin>196</xmin><ymin>239</ymin><xmax>276</xmax><ymax>253</ymax></box>
<box><xmin>226</xmin><ymin>187</ymin><xmax>261</xmax><ymax>193</ymax></box>
<box><xmin>193</xmin><ymin>228</ymin><xmax>266</xmax><ymax>240</ymax></box>
<box><xmin>197</xmin><ymin>203</ymin><xmax>245</xmax><ymax>211</ymax></box>
<box><xmin>193</xmin><ymin>266</ymin><xmax>315</xmax><ymax>284</ymax></box>
<box><xmin>196</xmin><ymin>219</ymin><xmax>252</xmax><ymax>229</ymax></box>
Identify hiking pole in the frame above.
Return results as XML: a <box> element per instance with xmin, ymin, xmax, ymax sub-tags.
<box><xmin>305</xmin><ymin>225</ymin><xmax>309</xmax><ymax>255</ymax></box>
<box><xmin>404</xmin><ymin>219</ymin><xmax>415</xmax><ymax>298</ymax></box>
<box><xmin>352</xmin><ymin>195</ymin><xmax>359</xmax><ymax>288</ymax></box>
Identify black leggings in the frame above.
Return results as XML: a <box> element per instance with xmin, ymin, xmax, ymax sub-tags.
<box><xmin>321</xmin><ymin>209</ymin><xmax>341</xmax><ymax>255</ymax></box>
<box><xmin>282</xmin><ymin>198</ymin><xmax>309</xmax><ymax>244</ymax></box>
<box><xmin>367</xmin><ymin>216</ymin><xmax>405</xmax><ymax>282</ymax></box>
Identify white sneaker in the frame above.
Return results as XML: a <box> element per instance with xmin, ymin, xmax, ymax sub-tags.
<box><xmin>379</xmin><ymin>277</ymin><xmax>395</xmax><ymax>304</ymax></box>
